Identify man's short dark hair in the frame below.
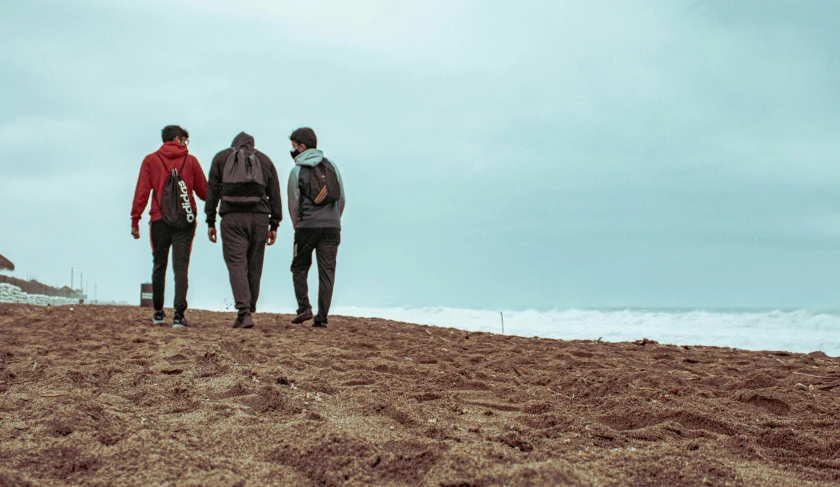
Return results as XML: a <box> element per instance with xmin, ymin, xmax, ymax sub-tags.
<box><xmin>290</xmin><ymin>127</ymin><xmax>317</xmax><ymax>149</ymax></box>
<box><xmin>161</xmin><ymin>125</ymin><xmax>189</xmax><ymax>143</ymax></box>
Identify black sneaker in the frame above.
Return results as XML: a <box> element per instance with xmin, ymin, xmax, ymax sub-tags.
<box><xmin>233</xmin><ymin>313</ymin><xmax>254</xmax><ymax>329</ymax></box>
<box><xmin>173</xmin><ymin>315</ymin><xmax>189</xmax><ymax>328</ymax></box>
<box><xmin>291</xmin><ymin>309</ymin><xmax>314</xmax><ymax>324</ymax></box>
<box><xmin>312</xmin><ymin>321</ymin><xmax>327</xmax><ymax>328</ymax></box>
<box><xmin>152</xmin><ymin>310</ymin><xmax>166</xmax><ymax>325</ymax></box>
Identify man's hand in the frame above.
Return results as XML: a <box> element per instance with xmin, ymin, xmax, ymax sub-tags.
<box><xmin>208</xmin><ymin>227</ymin><xmax>217</xmax><ymax>243</ymax></box>
<box><xmin>267</xmin><ymin>230</ymin><xmax>277</xmax><ymax>246</ymax></box>
<box><xmin>132</xmin><ymin>227</ymin><xmax>140</xmax><ymax>239</ymax></box>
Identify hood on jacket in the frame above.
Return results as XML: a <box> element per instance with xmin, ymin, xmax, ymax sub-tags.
<box><xmin>294</xmin><ymin>149</ymin><xmax>324</xmax><ymax>167</ymax></box>
<box><xmin>158</xmin><ymin>141</ymin><xmax>189</xmax><ymax>159</ymax></box>
<box><xmin>231</xmin><ymin>132</ymin><xmax>255</xmax><ymax>151</ymax></box>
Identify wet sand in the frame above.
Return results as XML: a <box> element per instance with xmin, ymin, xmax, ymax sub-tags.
<box><xmin>1</xmin><ymin>304</ymin><xmax>839</xmax><ymax>486</ymax></box>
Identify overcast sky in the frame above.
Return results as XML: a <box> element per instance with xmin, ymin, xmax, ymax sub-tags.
<box><xmin>2</xmin><ymin>0</ymin><xmax>840</xmax><ymax>311</ymax></box>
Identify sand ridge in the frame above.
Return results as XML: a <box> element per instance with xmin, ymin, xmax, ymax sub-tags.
<box><xmin>1</xmin><ymin>304</ymin><xmax>839</xmax><ymax>486</ymax></box>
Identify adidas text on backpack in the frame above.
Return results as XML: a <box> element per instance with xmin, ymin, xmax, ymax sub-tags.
<box><xmin>222</xmin><ymin>148</ymin><xmax>266</xmax><ymax>206</ymax></box>
<box><xmin>154</xmin><ymin>153</ymin><xmax>195</xmax><ymax>228</ymax></box>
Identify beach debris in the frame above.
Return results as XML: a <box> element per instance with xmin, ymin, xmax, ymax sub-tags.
<box><xmin>792</xmin><ymin>371</ymin><xmax>835</xmax><ymax>380</ymax></box>
<box><xmin>807</xmin><ymin>351</ymin><xmax>829</xmax><ymax>359</ymax></box>
<box><xmin>633</xmin><ymin>338</ymin><xmax>658</xmax><ymax>346</ymax></box>
<box><xmin>794</xmin><ymin>383</ymin><xmax>808</xmax><ymax>391</ymax></box>
<box><xmin>39</xmin><ymin>393</ymin><xmax>71</xmax><ymax>398</ymax></box>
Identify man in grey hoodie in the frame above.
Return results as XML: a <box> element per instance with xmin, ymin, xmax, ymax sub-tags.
<box><xmin>206</xmin><ymin>132</ymin><xmax>282</xmax><ymax>329</ymax></box>
<box><xmin>287</xmin><ymin>127</ymin><xmax>346</xmax><ymax>328</ymax></box>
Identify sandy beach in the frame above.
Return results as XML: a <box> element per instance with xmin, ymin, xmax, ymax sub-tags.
<box><xmin>1</xmin><ymin>303</ymin><xmax>839</xmax><ymax>486</ymax></box>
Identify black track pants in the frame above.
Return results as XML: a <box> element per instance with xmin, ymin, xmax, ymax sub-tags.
<box><xmin>221</xmin><ymin>212</ymin><xmax>269</xmax><ymax>315</ymax></box>
<box><xmin>151</xmin><ymin>220</ymin><xmax>195</xmax><ymax>315</ymax></box>
<box><xmin>291</xmin><ymin>228</ymin><xmax>340</xmax><ymax>324</ymax></box>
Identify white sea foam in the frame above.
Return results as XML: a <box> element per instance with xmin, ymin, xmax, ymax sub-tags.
<box><xmin>326</xmin><ymin>307</ymin><xmax>840</xmax><ymax>356</ymax></box>
<box><xmin>234</xmin><ymin>303</ymin><xmax>840</xmax><ymax>356</ymax></box>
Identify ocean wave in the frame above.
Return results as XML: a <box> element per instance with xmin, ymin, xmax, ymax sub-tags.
<box><xmin>324</xmin><ymin>306</ymin><xmax>840</xmax><ymax>356</ymax></box>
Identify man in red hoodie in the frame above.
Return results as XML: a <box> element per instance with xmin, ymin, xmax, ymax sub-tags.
<box><xmin>131</xmin><ymin>125</ymin><xmax>208</xmax><ymax>328</ymax></box>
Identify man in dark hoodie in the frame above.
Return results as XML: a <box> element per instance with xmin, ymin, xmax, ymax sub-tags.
<box><xmin>288</xmin><ymin>127</ymin><xmax>346</xmax><ymax>328</ymax></box>
<box><xmin>205</xmin><ymin>132</ymin><xmax>282</xmax><ymax>329</ymax></box>
<box><xmin>131</xmin><ymin>125</ymin><xmax>207</xmax><ymax>328</ymax></box>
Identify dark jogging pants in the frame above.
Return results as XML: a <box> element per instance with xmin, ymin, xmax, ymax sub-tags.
<box><xmin>291</xmin><ymin>228</ymin><xmax>340</xmax><ymax>324</ymax></box>
<box><xmin>151</xmin><ymin>220</ymin><xmax>195</xmax><ymax>315</ymax></box>
<box><xmin>221</xmin><ymin>212</ymin><xmax>269</xmax><ymax>315</ymax></box>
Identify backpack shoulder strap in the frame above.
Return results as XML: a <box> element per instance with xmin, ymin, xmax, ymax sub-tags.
<box><xmin>253</xmin><ymin>151</ymin><xmax>268</xmax><ymax>182</ymax></box>
<box><xmin>154</xmin><ymin>152</ymin><xmax>167</xmax><ymax>169</ymax></box>
<box><xmin>154</xmin><ymin>152</ymin><xmax>179</xmax><ymax>175</ymax></box>
<box><xmin>151</xmin><ymin>152</ymin><xmax>167</xmax><ymax>209</ymax></box>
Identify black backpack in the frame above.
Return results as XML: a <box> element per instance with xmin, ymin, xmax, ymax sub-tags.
<box><xmin>300</xmin><ymin>159</ymin><xmax>341</xmax><ymax>206</ymax></box>
<box><xmin>222</xmin><ymin>148</ymin><xmax>266</xmax><ymax>206</ymax></box>
<box><xmin>154</xmin><ymin>153</ymin><xmax>195</xmax><ymax>228</ymax></box>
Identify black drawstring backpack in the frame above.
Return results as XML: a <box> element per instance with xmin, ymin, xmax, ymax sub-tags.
<box><xmin>154</xmin><ymin>153</ymin><xmax>195</xmax><ymax>228</ymax></box>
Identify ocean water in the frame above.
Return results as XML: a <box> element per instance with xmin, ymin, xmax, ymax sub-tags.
<box><xmin>315</xmin><ymin>307</ymin><xmax>840</xmax><ymax>356</ymax></box>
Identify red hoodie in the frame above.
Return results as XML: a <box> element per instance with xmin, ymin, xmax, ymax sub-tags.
<box><xmin>131</xmin><ymin>141</ymin><xmax>208</xmax><ymax>228</ymax></box>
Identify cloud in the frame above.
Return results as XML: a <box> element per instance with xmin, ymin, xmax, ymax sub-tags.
<box><xmin>2</xmin><ymin>0</ymin><xmax>840</xmax><ymax>308</ymax></box>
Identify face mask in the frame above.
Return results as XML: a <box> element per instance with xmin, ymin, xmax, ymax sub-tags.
<box><xmin>290</xmin><ymin>148</ymin><xmax>301</xmax><ymax>160</ymax></box>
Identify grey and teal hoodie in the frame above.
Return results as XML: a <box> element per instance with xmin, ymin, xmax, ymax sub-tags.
<box><xmin>287</xmin><ymin>149</ymin><xmax>345</xmax><ymax>230</ymax></box>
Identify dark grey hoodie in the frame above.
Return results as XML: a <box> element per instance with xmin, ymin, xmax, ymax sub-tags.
<box><xmin>205</xmin><ymin>132</ymin><xmax>283</xmax><ymax>230</ymax></box>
